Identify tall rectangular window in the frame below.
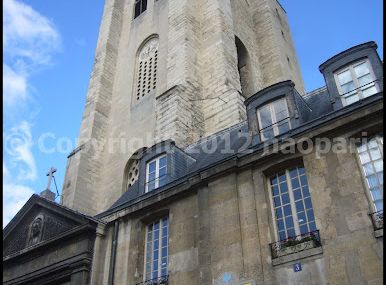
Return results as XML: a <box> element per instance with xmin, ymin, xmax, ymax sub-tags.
<box><xmin>357</xmin><ymin>135</ymin><xmax>383</xmax><ymax>212</ymax></box>
<box><xmin>269</xmin><ymin>166</ymin><xmax>317</xmax><ymax>241</ymax></box>
<box><xmin>146</xmin><ymin>155</ymin><xmax>167</xmax><ymax>192</ymax></box>
<box><xmin>257</xmin><ymin>98</ymin><xmax>291</xmax><ymax>141</ymax></box>
<box><xmin>134</xmin><ymin>0</ymin><xmax>147</xmax><ymax>19</ymax></box>
<box><xmin>144</xmin><ymin>217</ymin><xmax>169</xmax><ymax>281</ymax></box>
<box><xmin>335</xmin><ymin>59</ymin><xmax>379</xmax><ymax>106</ymax></box>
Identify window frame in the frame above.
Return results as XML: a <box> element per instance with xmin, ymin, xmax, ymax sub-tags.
<box><xmin>355</xmin><ymin>135</ymin><xmax>383</xmax><ymax>213</ymax></box>
<box><xmin>143</xmin><ymin>217</ymin><xmax>169</xmax><ymax>281</ymax></box>
<box><xmin>334</xmin><ymin>58</ymin><xmax>379</xmax><ymax>106</ymax></box>
<box><xmin>134</xmin><ymin>0</ymin><xmax>148</xmax><ymax>20</ymax></box>
<box><xmin>145</xmin><ymin>154</ymin><xmax>167</xmax><ymax>193</ymax></box>
<box><xmin>267</xmin><ymin>166</ymin><xmax>317</xmax><ymax>242</ymax></box>
<box><xmin>256</xmin><ymin>97</ymin><xmax>291</xmax><ymax>141</ymax></box>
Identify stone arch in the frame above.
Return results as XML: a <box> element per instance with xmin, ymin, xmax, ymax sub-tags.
<box><xmin>133</xmin><ymin>35</ymin><xmax>159</xmax><ymax>102</ymax></box>
<box><xmin>235</xmin><ymin>36</ymin><xmax>254</xmax><ymax>98</ymax></box>
<box><xmin>122</xmin><ymin>147</ymin><xmax>148</xmax><ymax>192</ymax></box>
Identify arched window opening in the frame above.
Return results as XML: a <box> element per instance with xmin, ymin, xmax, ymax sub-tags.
<box><xmin>235</xmin><ymin>36</ymin><xmax>253</xmax><ymax>98</ymax></box>
<box><xmin>123</xmin><ymin>147</ymin><xmax>147</xmax><ymax>192</ymax></box>
<box><xmin>135</xmin><ymin>37</ymin><xmax>159</xmax><ymax>101</ymax></box>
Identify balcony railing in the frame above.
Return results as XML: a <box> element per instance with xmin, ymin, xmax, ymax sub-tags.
<box><xmin>369</xmin><ymin>210</ymin><xmax>383</xmax><ymax>231</ymax></box>
<box><xmin>135</xmin><ymin>275</ymin><xmax>168</xmax><ymax>285</ymax></box>
<box><xmin>269</xmin><ymin>230</ymin><xmax>322</xmax><ymax>259</ymax></box>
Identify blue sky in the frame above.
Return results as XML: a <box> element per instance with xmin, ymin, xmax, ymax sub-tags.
<box><xmin>3</xmin><ymin>0</ymin><xmax>383</xmax><ymax>226</ymax></box>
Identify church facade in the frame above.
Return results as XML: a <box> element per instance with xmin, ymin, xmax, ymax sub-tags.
<box><xmin>3</xmin><ymin>0</ymin><xmax>383</xmax><ymax>285</ymax></box>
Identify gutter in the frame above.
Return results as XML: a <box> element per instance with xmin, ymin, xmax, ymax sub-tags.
<box><xmin>108</xmin><ymin>220</ymin><xmax>119</xmax><ymax>285</ymax></box>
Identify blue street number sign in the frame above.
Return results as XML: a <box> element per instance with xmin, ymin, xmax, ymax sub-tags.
<box><xmin>293</xmin><ymin>262</ymin><xmax>302</xmax><ymax>272</ymax></box>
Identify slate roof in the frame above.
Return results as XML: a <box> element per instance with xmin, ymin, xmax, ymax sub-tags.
<box><xmin>97</xmin><ymin>86</ymin><xmax>383</xmax><ymax>218</ymax></box>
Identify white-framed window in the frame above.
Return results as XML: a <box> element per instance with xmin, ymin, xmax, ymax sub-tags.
<box><xmin>135</xmin><ymin>37</ymin><xmax>159</xmax><ymax>102</ymax></box>
<box><xmin>144</xmin><ymin>217</ymin><xmax>169</xmax><ymax>281</ymax></box>
<box><xmin>268</xmin><ymin>166</ymin><xmax>317</xmax><ymax>241</ymax></box>
<box><xmin>146</xmin><ymin>155</ymin><xmax>167</xmax><ymax>192</ymax></box>
<box><xmin>356</xmin><ymin>135</ymin><xmax>383</xmax><ymax>212</ymax></box>
<box><xmin>134</xmin><ymin>0</ymin><xmax>147</xmax><ymax>19</ymax></box>
<box><xmin>257</xmin><ymin>98</ymin><xmax>291</xmax><ymax>141</ymax></box>
<box><xmin>335</xmin><ymin>59</ymin><xmax>379</xmax><ymax>106</ymax></box>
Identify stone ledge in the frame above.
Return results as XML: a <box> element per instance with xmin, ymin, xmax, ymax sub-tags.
<box><xmin>374</xmin><ymin>229</ymin><xmax>383</xmax><ymax>238</ymax></box>
<box><xmin>271</xmin><ymin>246</ymin><xmax>323</xmax><ymax>266</ymax></box>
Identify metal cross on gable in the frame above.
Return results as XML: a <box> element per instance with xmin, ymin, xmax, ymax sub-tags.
<box><xmin>46</xmin><ymin>167</ymin><xmax>57</xmax><ymax>191</ymax></box>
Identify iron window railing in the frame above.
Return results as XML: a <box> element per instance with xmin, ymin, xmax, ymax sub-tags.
<box><xmin>269</xmin><ymin>230</ymin><xmax>322</xmax><ymax>259</ymax></box>
<box><xmin>136</xmin><ymin>275</ymin><xmax>168</xmax><ymax>285</ymax></box>
<box><xmin>369</xmin><ymin>210</ymin><xmax>383</xmax><ymax>231</ymax></box>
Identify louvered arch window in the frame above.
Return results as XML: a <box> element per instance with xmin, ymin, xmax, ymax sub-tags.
<box><xmin>135</xmin><ymin>37</ymin><xmax>159</xmax><ymax>101</ymax></box>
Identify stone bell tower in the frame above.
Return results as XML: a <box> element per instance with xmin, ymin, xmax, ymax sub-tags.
<box><xmin>61</xmin><ymin>0</ymin><xmax>304</xmax><ymax>215</ymax></box>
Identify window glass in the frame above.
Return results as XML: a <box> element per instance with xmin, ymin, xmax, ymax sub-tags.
<box><xmin>269</xmin><ymin>166</ymin><xmax>316</xmax><ymax>240</ymax></box>
<box><xmin>146</xmin><ymin>155</ymin><xmax>167</xmax><ymax>192</ymax></box>
<box><xmin>145</xmin><ymin>217</ymin><xmax>169</xmax><ymax>280</ymax></box>
<box><xmin>335</xmin><ymin>60</ymin><xmax>379</xmax><ymax>106</ymax></box>
<box><xmin>357</xmin><ymin>135</ymin><xmax>383</xmax><ymax>212</ymax></box>
<box><xmin>257</xmin><ymin>98</ymin><xmax>290</xmax><ymax>141</ymax></box>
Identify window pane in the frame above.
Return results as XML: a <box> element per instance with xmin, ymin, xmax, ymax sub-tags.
<box><xmin>295</xmin><ymin>201</ymin><xmax>304</xmax><ymax>212</ymax></box>
<box><xmin>283</xmin><ymin>205</ymin><xmax>292</xmax><ymax>216</ymax></box>
<box><xmin>300</xmin><ymin>224</ymin><xmax>309</xmax><ymax>235</ymax></box>
<box><xmin>363</xmin><ymin>163</ymin><xmax>375</xmax><ymax>176</ymax></box>
<box><xmin>358</xmin><ymin>74</ymin><xmax>372</xmax><ymax>86</ymax></box>
<box><xmin>369</xmin><ymin>148</ymin><xmax>382</xmax><ymax>160</ymax></box>
<box><xmin>375</xmin><ymin>200</ymin><xmax>383</xmax><ymax>212</ymax></box>
<box><xmin>359</xmin><ymin>152</ymin><xmax>371</xmax><ymax>164</ymax></box>
<box><xmin>277</xmin><ymin>219</ymin><xmax>285</xmax><ymax>231</ymax></box>
<box><xmin>354</xmin><ymin>62</ymin><xmax>370</xmax><ymax>78</ymax></box>
<box><xmin>300</xmin><ymin>175</ymin><xmax>308</xmax><ymax>186</ymax></box>
<box><xmin>273</xmin><ymin>99</ymin><xmax>288</xmax><ymax>121</ymax></box>
<box><xmin>304</xmin><ymin>197</ymin><xmax>313</xmax><ymax>209</ymax></box>
<box><xmin>148</xmin><ymin>181</ymin><xmax>155</xmax><ymax>192</ymax></box>
<box><xmin>149</xmin><ymin>161</ymin><xmax>156</xmax><ymax>173</ymax></box>
<box><xmin>297</xmin><ymin>211</ymin><xmax>307</xmax><ymax>224</ymax></box>
<box><xmin>362</xmin><ymin>86</ymin><xmax>378</xmax><ymax>97</ymax></box>
<box><xmin>262</xmin><ymin>128</ymin><xmax>274</xmax><ymax>141</ymax></box>
<box><xmin>259</xmin><ymin>106</ymin><xmax>273</xmax><ymax>128</ymax></box>
<box><xmin>275</xmin><ymin>208</ymin><xmax>283</xmax><ymax>219</ymax></box>
<box><xmin>293</xmin><ymin>189</ymin><xmax>302</xmax><ymax>201</ymax></box>
<box><xmin>374</xmin><ymin>160</ymin><xmax>383</xmax><ymax>172</ymax></box>
<box><xmin>337</xmin><ymin>69</ymin><xmax>352</xmax><ymax>85</ymax></box>
<box><xmin>272</xmin><ymin>185</ymin><xmax>279</xmax><ymax>196</ymax></box>
<box><xmin>159</xmin><ymin>176</ymin><xmax>166</xmax><ymax>187</ymax></box>
<box><xmin>274</xmin><ymin>197</ymin><xmax>281</xmax><ymax>207</ymax></box>
<box><xmin>285</xmin><ymin>216</ymin><xmax>294</xmax><ymax>228</ymax></box>
<box><xmin>340</xmin><ymin>80</ymin><xmax>355</xmax><ymax>92</ymax></box>
<box><xmin>281</xmin><ymin>193</ymin><xmax>290</xmax><ymax>204</ymax></box>
<box><xmin>371</xmin><ymin>188</ymin><xmax>382</xmax><ymax>201</ymax></box>
<box><xmin>291</xmin><ymin>177</ymin><xmax>300</xmax><ymax>189</ymax></box>
<box><xmin>159</xmin><ymin>156</ymin><xmax>167</xmax><ymax>168</ymax></box>
<box><xmin>279</xmin><ymin>182</ymin><xmax>288</xmax><ymax>193</ymax></box>
<box><xmin>344</xmin><ymin>93</ymin><xmax>359</xmax><ymax>105</ymax></box>
<box><xmin>302</xmin><ymin>186</ymin><xmax>310</xmax><ymax>197</ymax></box>
<box><xmin>277</xmin><ymin>121</ymin><xmax>290</xmax><ymax>134</ymax></box>
<box><xmin>289</xmin><ymin>168</ymin><xmax>298</xmax><ymax>178</ymax></box>
<box><xmin>367</xmin><ymin>175</ymin><xmax>378</xmax><ymax>189</ymax></box>
<box><xmin>278</xmin><ymin>173</ymin><xmax>286</xmax><ymax>183</ymax></box>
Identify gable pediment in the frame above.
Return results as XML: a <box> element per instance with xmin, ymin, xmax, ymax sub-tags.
<box><xmin>3</xmin><ymin>194</ymin><xmax>98</xmax><ymax>259</ymax></box>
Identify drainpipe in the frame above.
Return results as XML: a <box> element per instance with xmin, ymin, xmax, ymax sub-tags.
<box><xmin>108</xmin><ymin>220</ymin><xmax>119</xmax><ymax>285</ymax></box>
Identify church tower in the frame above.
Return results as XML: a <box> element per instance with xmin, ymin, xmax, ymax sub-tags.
<box><xmin>61</xmin><ymin>0</ymin><xmax>304</xmax><ymax>215</ymax></box>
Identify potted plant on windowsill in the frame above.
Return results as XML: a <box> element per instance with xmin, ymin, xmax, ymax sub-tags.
<box><xmin>278</xmin><ymin>233</ymin><xmax>318</xmax><ymax>256</ymax></box>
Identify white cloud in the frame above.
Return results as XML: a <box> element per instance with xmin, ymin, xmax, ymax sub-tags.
<box><xmin>2</xmin><ymin>0</ymin><xmax>61</xmax><ymax>228</ymax></box>
<box><xmin>5</xmin><ymin>121</ymin><xmax>37</xmax><ymax>181</ymax></box>
<box><xmin>3</xmin><ymin>182</ymin><xmax>35</xmax><ymax>227</ymax></box>
<box><xmin>4</xmin><ymin>0</ymin><xmax>61</xmax><ymax>66</ymax></box>
<box><xmin>3</xmin><ymin>64</ymin><xmax>27</xmax><ymax>106</ymax></box>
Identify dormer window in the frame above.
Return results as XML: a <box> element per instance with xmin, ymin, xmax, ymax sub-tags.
<box><xmin>335</xmin><ymin>59</ymin><xmax>379</xmax><ymax>106</ymax></box>
<box><xmin>257</xmin><ymin>98</ymin><xmax>291</xmax><ymax>141</ymax></box>
<box><xmin>146</xmin><ymin>155</ymin><xmax>167</xmax><ymax>192</ymax></box>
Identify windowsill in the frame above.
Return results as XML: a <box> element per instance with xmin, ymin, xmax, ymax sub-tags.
<box><xmin>374</xmin><ymin>229</ymin><xmax>383</xmax><ymax>238</ymax></box>
<box><xmin>271</xmin><ymin>246</ymin><xmax>323</xmax><ymax>266</ymax></box>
